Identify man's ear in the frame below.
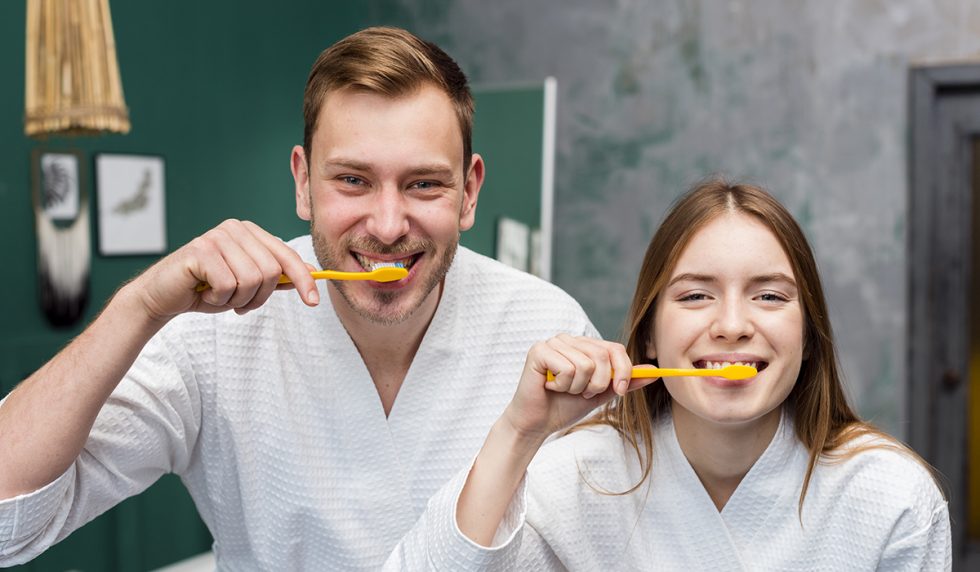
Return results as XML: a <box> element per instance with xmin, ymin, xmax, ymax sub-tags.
<box><xmin>459</xmin><ymin>153</ymin><xmax>485</xmax><ymax>231</ymax></box>
<box><xmin>291</xmin><ymin>145</ymin><xmax>312</xmax><ymax>221</ymax></box>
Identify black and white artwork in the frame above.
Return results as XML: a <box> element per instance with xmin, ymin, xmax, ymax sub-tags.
<box><xmin>39</xmin><ymin>153</ymin><xmax>80</xmax><ymax>221</ymax></box>
<box><xmin>96</xmin><ymin>154</ymin><xmax>167</xmax><ymax>255</ymax></box>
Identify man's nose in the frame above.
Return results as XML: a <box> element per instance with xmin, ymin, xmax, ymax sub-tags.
<box><xmin>364</xmin><ymin>186</ymin><xmax>411</xmax><ymax>245</ymax></box>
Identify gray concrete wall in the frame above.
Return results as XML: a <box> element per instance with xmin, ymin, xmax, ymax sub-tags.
<box><xmin>375</xmin><ymin>0</ymin><xmax>980</xmax><ymax>435</ymax></box>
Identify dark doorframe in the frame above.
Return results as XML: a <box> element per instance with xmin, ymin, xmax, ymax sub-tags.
<box><xmin>909</xmin><ymin>63</ymin><xmax>980</xmax><ymax>568</ymax></box>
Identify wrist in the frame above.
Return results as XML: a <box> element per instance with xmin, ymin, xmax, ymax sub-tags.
<box><xmin>493</xmin><ymin>413</ymin><xmax>550</xmax><ymax>454</ymax></box>
<box><xmin>112</xmin><ymin>280</ymin><xmax>172</xmax><ymax>333</ymax></box>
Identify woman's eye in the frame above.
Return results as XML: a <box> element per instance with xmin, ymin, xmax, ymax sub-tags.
<box><xmin>758</xmin><ymin>292</ymin><xmax>788</xmax><ymax>303</ymax></box>
<box><xmin>678</xmin><ymin>293</ymin><xmax>709</xmax><ymax>302</ymax></box>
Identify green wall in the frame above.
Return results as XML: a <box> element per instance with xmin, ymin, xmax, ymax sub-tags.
<box><xmin>0</xmin><ymin>2</ymin><xmax>372</xmax><ymax>569</ymax></box>
<box><xmin>464</xmin><ymin>84</ymin><xmax>545</xmax><ymax>261</ymax></box>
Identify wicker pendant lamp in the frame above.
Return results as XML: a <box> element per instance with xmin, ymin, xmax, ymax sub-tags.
<box><xmin>24</xmin><ymin>0</ymin><xmax>130</xmax><ymax>137</ymax></box>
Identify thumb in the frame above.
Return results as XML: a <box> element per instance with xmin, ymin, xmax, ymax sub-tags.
<box><xmin>626</xmin><ymin>377</ymin><xmax>659</xmax><ymax>393</ymax></box>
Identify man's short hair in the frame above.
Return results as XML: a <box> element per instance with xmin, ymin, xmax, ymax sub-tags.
<box><xmin>303</xmin><ymin>27</ymin><xmax>475</xmax><ymax>173</ymax></box>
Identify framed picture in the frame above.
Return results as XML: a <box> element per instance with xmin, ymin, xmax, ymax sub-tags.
<box><xmin>34</xmin><ymin>150</ymin><xmax>83</xmax><ymax>221</ymax></box>
<box><xmin>95</xmin><ymin>153</ymin><xmax>167</xmax><ymax>256</ymax></box>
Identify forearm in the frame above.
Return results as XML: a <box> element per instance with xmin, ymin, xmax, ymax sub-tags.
<box><xmin>456</xmin><ymin>417</ymin><xmax>546</xmax><ymax>546</ymax></box>
<box><xmin>0</xmin><ymin>283</ymin><xmax>167</xmax><ymax>499</ymax></box>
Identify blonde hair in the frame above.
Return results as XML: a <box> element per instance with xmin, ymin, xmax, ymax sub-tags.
<box><xmin>302</xmin><ymin>26</ymin><xmax>474</xmax><ymax>172</ymax></box>
<box><xmin>578</xmin><ymin>178</ymin><xmax>940</xmax><ymax>510</ymax></box>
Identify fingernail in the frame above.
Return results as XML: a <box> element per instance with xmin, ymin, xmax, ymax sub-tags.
<box><xmin>582</xmin><ymin>391</ymin><xmax>596</xmax><ymax>399</ymax></box>
<box><xmin>308</xmin><ymin>288</ymin><xmax>319</xmax><ymax>305</ymax></box>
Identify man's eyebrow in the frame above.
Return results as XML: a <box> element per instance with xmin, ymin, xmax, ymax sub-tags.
<box><xmin>319</xmin><ymin>160</ymin><xmax>456</xmax><ymax>179</ymax></box>
<box><xmin>404</xmin><ymin>165</ymin><xmax>455</xmax><ymax>179</ymax></box>
<box><xmin>320</xmin><ymin>158</ymin><xmax>372</xmax><ymax>172</ymax></box>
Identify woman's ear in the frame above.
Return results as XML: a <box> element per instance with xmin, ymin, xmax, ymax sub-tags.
<box><xmin>645</xmin><ymin>337</ymin><xmax>657</xmax><ymax>361</ymax></box>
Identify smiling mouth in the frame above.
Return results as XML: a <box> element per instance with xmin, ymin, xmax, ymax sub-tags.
<box><xmin>694</xmin><ymin>359</ymin><xmax>769</xmax><ymax>372</ymax></box>
<box><xmin>352</xmin><ymin>252</ymin><xmax>421</xmax><ymax>272</ymax></box>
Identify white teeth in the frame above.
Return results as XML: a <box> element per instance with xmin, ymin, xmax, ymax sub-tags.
<box><xmin>354</xmin><ymin>254</ymin><xmax>411</xmax><ymax>271</ymax></box>
<box><xmin>705</xmin><ymin>360</ymin><xmax>758</xmax><ymax>369</ymax></box>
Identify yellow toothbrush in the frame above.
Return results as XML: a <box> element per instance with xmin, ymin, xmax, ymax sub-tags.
<box><xmin>546</xmin><ymin>364</ymin><xmax>757</xmax><ymax>382</ymax></box>
<box><xmin>195</xmin><ymin>266</ymin><xmax>408</xmax><ymax>292</ymax></box>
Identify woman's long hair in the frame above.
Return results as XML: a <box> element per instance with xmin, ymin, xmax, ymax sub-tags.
<box><xmin>577</xmin><ymin>178</ymin><xmax>938</xmax><ymax>510</ymax></box>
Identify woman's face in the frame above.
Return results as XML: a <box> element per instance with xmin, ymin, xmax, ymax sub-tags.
<box><xmin>647</xmin><ymin>212</ymin><xmax>805</xmax><ymax>430</ymax></box>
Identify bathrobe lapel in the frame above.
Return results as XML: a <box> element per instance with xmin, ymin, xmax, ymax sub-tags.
<box><xmin>654</xmin><ymin>411</ymin><xmax>805</xmax><ymax>569</ymax></box>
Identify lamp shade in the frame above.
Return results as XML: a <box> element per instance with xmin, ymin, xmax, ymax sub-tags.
<box><xmin>24</xmin><ymin>0</ymin><xmax>130</xmax><ymax>137</ymax></box>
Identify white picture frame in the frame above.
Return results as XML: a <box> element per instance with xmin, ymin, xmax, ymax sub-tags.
<box><xmin>95</xmin><ymin>153</ymin><xmax>167</xmax><ymax>256</ymax></box>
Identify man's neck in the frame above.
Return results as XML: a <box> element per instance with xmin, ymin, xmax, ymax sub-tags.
<box><xmin>328</xmin><ymin>282</ymin><xmax>443</xmax><ymax>416</ymax></box>
<box><xmin>671</xmin><ymin>406</ymin><xmax>782</xmax><ymax>511</ymax></box>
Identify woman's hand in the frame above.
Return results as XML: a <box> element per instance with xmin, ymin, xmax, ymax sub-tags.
<box><xmin>501</xmin><ymin>333</ymin><xmax>656</xmax><ymax>443</ymax></box>
<box><xmin>456</xmin><ymin>334</ymin><xmax>656</xmax><ymax>546</ymax></box>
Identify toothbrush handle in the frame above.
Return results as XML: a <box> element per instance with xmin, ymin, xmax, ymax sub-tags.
<box><xmin>546</xmin><ymin>366</ymin><xmax>670</xmax><ymax>382</ymax></box>
<box><xmin>544</xmin><ymin>365</ymin><xmax>756</xmax><ymax>382</ymax></box>
<box><xmin>281</xmin><ymin>270</ymin><xmax>358</xmax><ymax>283</ymax></box>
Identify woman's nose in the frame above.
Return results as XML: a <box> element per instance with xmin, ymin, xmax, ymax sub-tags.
<box><xmin>709</xmin><ymin>298</ymin><xmax>755</xmax><ymax>342</ymax></box>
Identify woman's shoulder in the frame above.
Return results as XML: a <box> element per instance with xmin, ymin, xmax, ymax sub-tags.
<box><xmin>815</xmin><ymin>431</ymin><xmax>946</xmax><ymax>520</ymax></box>
<box><xmin>527</xmin><ymin>423</ymin><xmax>645</xmax><ymax>493</ymax></box>
<box><xmin>534</xmin><ymin>424</ymin><xmax>629</xmax><ymax>465</ymax></box>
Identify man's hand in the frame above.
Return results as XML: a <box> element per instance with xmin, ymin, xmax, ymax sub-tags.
<box><xmin>131</xmin><ymin>219</ymin><xmax>320</xmax><ymax>323</ymax></box>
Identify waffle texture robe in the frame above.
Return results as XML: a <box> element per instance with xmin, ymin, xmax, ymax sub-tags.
<box><xmin>0</xmin><ymin>239</ymin><xmax>597</xmax><ymax>569</ymax></box>
<box><xmin>394</xmin><ymin>409</ymin><xmax>951</xmax><ymax>571</ymax></box>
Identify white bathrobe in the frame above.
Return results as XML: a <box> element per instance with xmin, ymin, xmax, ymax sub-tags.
<box><xmin>0</xmin><ymin>239</ymin><xmax>597</xmax><ymax>570</ymax></box>
<box><xmin>396</xmin><ymin>409</ymin><xmax>951</xmax><ymax>571</ymax></box>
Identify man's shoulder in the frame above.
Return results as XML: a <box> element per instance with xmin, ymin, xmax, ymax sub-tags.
<box><xmin>453</xmin><ymin>246</ymin><xmax>580</xmax><ymax>304</ymax></box>
<box><xmin>285</xmin><ymin>234</ymin><xmax>314</xmax><ymax>260</ymax></box>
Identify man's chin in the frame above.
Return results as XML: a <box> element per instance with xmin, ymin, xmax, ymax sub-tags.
<box><xmin>335</xmin><ymin>287</ymin><xmax>420</xmax><ymax>326</ymax></box>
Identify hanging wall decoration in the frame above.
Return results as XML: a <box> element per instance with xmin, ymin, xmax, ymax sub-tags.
<box><xmin>24</xmin><ymin>0</ymin><xmax>130</xmax><ymax>137</ymax></box>
<box><xmin>95</xmin><ymin>153</ymin><xmax>167</xmax><ymax>256</ymax></box>
<box><xmin>31</xmin><ymin>149</ymin><xmax>91</xmax><ymax>327</ymax></box>
<box><xmin>24</xmin><ymin>0</ymin><xmax>130</xmax><ymax>325</ymax></box>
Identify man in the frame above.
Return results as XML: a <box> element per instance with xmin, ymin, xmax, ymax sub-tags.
<box><xmin>0</xmin><ymin>27</ymin><xmax>595</xmax><ymax>569</ymax></box>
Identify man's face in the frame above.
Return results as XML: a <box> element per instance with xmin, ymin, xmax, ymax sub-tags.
<box><xmin>292</xmin><ymin>85</ymin><xmax>482</xmax><ymax>325</ymax></box>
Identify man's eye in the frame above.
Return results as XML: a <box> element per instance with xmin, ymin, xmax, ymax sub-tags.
<box><xmin>411</xmin><ymin>181</ymin><xmax>436</xmax><ymax>190</ymax></box>
<box><xmin>340</xmin><ymin>176</ymin><xmax>364</xmax><ymax>185</ymax></box>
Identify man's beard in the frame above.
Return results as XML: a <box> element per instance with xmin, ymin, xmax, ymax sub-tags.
<box><xmin>310</xmin><ymin>218</ymin><xmax>458</xmax><ymax>325</ymax></box>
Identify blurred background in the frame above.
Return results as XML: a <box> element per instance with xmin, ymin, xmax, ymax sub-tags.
<box><xmin>3</xmin><ymin>0</ymin><xmax>980</xmax><ymax>569</ymax></box>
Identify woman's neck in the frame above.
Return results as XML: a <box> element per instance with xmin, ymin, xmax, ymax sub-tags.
<box><xmin>670</xmin><ymin>405</ymin><xmax>783</xmax><ymax>511</ymax></box>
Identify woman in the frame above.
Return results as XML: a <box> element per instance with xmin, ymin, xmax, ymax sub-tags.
<box><xmin>392</xmin><ymin>179</ymin><xmax>950</xmax><ymax>571</ymax></box>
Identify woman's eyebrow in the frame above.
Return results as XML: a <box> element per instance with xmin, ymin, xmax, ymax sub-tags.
<box><xmin>749</xmin><ymin>273</ymin><xmax>797</xmax><ymax>288</ymax></box>
<box><xmin>667</xmin><ymin>273</ymin><xmax>716</xmax><ymax>287</ymax></box>
<box><xmin>666</xmin><ymin>272</ymin><xmax>797</xmax><ymax>288</ymax></box>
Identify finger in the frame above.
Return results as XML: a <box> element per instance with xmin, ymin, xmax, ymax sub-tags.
<box><xmin>553</xmin><ymin>335</ymin><xmax>622</xmax><ymax>399</ymax></box>
<box><xmin>525</xmin><ymin>340</ymin><xmax>573</xmax><ymax>392</ymax></box>
<box><xmin>626</xmin><ymin>376</ymin><xmax>659</xmax><ymax>392</ymax></box>
<box><xmin>547</xmin><ymin>337</ymin><xmax>596</xmax><ymax>395</ymax></box>
<box><xmin>606</xmin><ymin>342</ymin><xmax>633</xmax><ymax>396</ymax></box>
<box><xmin>219</xmin><ymin>221</ymin><xmax>288</xmax><ymax>312</ymax></box>
<box><xmin>204</xmin><ymin>226</ymin><xmax>266</xmax><ymax>309</ymax></box>
<box><xmin>274</xmin><ymin>262</ymin><xmax>318</xmax><ymax>292</ymax></box>
<box><xmin>186</xmin><ymin>237</ymin><xmax>237</xmax><ymax>308</ymax></box>
<box><xmin>242</xmin><ymin>220</ymin><xmax>319</xmax><ymax>306</ymax></box>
